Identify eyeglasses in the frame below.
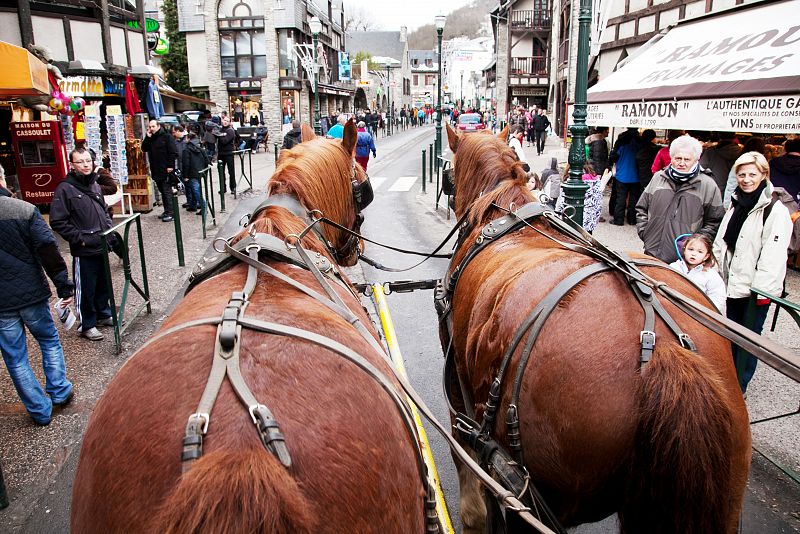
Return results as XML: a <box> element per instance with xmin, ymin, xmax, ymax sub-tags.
<box><xmin>71</xmin><ymin>159</ymin><xmax>93</xmax><ymax>165</ymax></box>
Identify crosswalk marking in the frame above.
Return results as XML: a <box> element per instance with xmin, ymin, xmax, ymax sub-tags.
<box><xmin>387</xmin><ymin>176</ymin><xmax>418</xmax><ymax>192</ymax></box>
<box><xmin>370</xmin><ymin>176</ymin><xmax>388</xmax><ymax>190</ymax></box>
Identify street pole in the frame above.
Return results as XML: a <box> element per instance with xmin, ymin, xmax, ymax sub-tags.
<box><xmin>562</xmin><ymin>0</ymin><xmax>591</xmax><ymax>225</ymax></box>
<box><xmin>310</xmin><ymin>17</ymin><xmax>322</xmax><ymax>135</ymax></box>
<box><xmin>460</xmin><ymin>71</ymin><xmax>464</xmax><ymax>109</ymax></box>
<box><xmin>385</xmin><ymin>63</ymin><xmax>392</xmax><ymax>137</ymax></box>
<box><xmin>435</xmin><ymin>15</ymin><xmax>446</xmax><ymax>177</ymax></box>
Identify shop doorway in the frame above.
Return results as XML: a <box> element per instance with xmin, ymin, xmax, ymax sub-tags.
<box><xmin>354</xmin><ymin>88</ymin><xmax>367</xmax><ymax>111</ymax></box>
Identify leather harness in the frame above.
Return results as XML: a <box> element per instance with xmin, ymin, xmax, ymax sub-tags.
<box><xmin>434</xmin><ymin>201</ymin><xmax>701</xmax><ymax>532</ymax></box>
<box><xmin>146</xmin><ymin>191</ymin><xmax>442</xmax><ymax>532</ymax></box>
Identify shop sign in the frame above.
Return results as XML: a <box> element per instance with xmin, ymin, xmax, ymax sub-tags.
<box><xmin>585</xmin><ymin>94</ymin><xmax>800</xmax><ymax>134</ymax></box>
<box><xmin>104</xmin><ymin>78</ymin><xmax>126</xmax><ymax>97</ymax></box>
<box><xmin>338</xmin><ymin>52</ymin><xmax>351</xmax><ymax>82</ymax></box>
<box><xmin>357</xmin><ymin>79</ymin><xmax>372</xmax><ymax>88</ymax></box>
<box><xmin>60</xmin><ymin>76</ymin><xmax>104</xmax><ymax>98</ymax></box>
<box><xmin>512</xmin><ymin>87</ymin><xmax>547</xmax><ymax>96</ymax></box>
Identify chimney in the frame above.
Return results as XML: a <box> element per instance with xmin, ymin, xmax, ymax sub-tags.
<box><xmin>400</xmin><ymin>26</ymin><xmax>407</xmax><ymax>42</ymax></box>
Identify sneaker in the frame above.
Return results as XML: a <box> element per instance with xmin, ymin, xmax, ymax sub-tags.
<box><xmin>53</xmin><ymin>390</ymin><xmax>74</xmax><ymax>407</ymax></box>
<box><xmin>162</xmin><ymin>215</ymin><xmax>174</xmax><ymax>222</ymax></box>
<box><xmin>81</xmin><ymin>327</ymin><xmax>104</xmax><ymax>341</ymax></box>
<box><xmin>97</xmin><ymin>317</ymin><xmax>114</xmax><ymax>327</ymax></box>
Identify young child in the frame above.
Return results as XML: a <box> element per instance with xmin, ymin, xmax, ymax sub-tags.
<box><xmin>669</xmin><ymin>233</ymin><xmax>727</xmax><ymax>313</ymax></box>
<box><xmin>555</xmin><ymin>163</ymin><xmax>603</xmax><ymax>233</ymax></box>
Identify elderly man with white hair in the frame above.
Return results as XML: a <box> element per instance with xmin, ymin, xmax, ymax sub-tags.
<box><xmin>635</xmin><ymin>134</ymin><xmax>725</xmax><ymax>263</ymax></box>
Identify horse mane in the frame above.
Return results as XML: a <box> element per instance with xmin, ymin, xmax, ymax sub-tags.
<box><xmin>452</xmin><ymin>130</ymin><xmax>535</xmax><ymax>228</ymax></box>
<box><xmin>239</xmin><ymin>133</ymin><xmax>366</xmax><ymax>260</ymax></box>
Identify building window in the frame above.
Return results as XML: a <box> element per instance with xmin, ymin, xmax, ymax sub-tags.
<box><xmin>218</xmin><ymin>0</ymin><xmax>266</xmax><ymax>80</ymax></box>
<box><xmin>425</xmin><ymin>59</ymin><xmax>433</xmax><ymax>68</ymax></box>
<box><xmin>413</xmin><ymin>74</ymin><xmax>419</xmax><ymax>85</ymax></box>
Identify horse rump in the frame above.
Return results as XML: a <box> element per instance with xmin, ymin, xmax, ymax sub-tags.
<box><xmin>152</xmin><ymin>448</ymin><xmax>315</xmax><ymax>534</ymax></box>
<box><xmin>620</xmin><ymin>342</ymin><xmax>750</xmax><ymax>534</ymax></box>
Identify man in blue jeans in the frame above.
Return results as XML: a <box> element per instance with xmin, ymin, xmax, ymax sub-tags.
<box><xmin>0</xmin><ymin>166</ymin><xmax>74</xmax><ymax>426</ymax></box>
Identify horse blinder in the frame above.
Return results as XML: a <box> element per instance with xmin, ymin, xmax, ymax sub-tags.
<box><xmin>352</xmin><ymin>175</ymin><xmax>374</xmax><ymax>211</ymax></box>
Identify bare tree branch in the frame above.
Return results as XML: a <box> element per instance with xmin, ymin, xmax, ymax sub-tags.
<box><xmin>344</xmin><ymin>5</ymin><xmax>379</xmax><ymax>32</ymax></box>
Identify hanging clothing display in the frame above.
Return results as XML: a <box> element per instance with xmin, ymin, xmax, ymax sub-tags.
<box><xmin>145</xmin><ymin>76</ymin><xmax>164</xmax><ymax>119</ymax></box>
<box><xmin>125</xmin><ymin>74</ymin><xmax>142</xmax><ymax>114</ymax></box>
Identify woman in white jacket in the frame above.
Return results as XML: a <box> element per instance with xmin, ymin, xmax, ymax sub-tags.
<box><xmin>713</xmin><ymin>151</ymin><xmax>793</xmax><ymax>393</ymax></box>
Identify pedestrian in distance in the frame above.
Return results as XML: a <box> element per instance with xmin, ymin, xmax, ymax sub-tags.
<box><xmin>669</xmin><ymin>233</ymin><xmax>727</xmax><ymax>313</ymax></box>
<box><xmin>181</xmin><ymin>132</ymin><xmax>209</xmax><ymax>215</ymax></box>
<box><xmin>540</xmin><ymin>157</ymin><xmax>561</xmax><ymax>206</ymax></box>
<box><xmin>141</xmin><ymin>120</ymin><xmax>178</xmax><ymax>221</ymax></box>
<box><xmin>508</xmin><ymin>125</ymin><xmax>528</xmax><ymax>169</ymax></box>
<box><xmin>609</xmin><ymin>127</ymin><xmax>641</xmax><ymax>226</ymax></box>
<box><xmin>214</xmin><ymin>115</ymin><xmax>237</xmax><ymax>196</ymax></box>
<box><xmin>532</xmin><ymin>108</ymin><xmax>551</xmax><ymax>156</ymax></box>
<box><xmin>327</xmin><ymin>115</ymin><xmax>347</xmax><ymax>139</ymax></box>
<box><xmin>713</xmin><ymin>151</ymin><xmax>793</xmax><ymax>393</ymax></box>
<box><xmin>202</xmin><ymin>114</ymin><xmax>218</xmax><ymax>161</ymax></box>
<box><xmin>50</xmin><ymin>148</ymin><xmax>117</xmax><ymax>342</ymax></box>
<box><xmin>700</xmin><ymin>131</ymin><xmax>743</xmax><ymax>194</ymax></box>
<box><xmin>355</xmin><ymin>121</ymin><xmax>376</xmax><ymax>171</ymax></box>
<box><xmin>0</xmin><ymin>165</ymin><xmax>75</xmax><ymax>425</ymax></box>
<box><xmin>636</xmin><ymin>134</ymin><xmax>724</xmax><ymax>264</ymax></box>
<box><xmin>282</xmin><ymin>120</ymin><xmax>303</xmax><ymax>150</ymax></box>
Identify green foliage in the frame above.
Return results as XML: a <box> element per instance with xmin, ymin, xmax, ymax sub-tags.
<box><xmin>352</xmin><ymin>51</ymin><xmax>380</xmax><ymax>71</ymax></box>
<box><xmin>160</xmin><ymin>0</ymin><xmax>193</xmax><ymax>95</ymax></box>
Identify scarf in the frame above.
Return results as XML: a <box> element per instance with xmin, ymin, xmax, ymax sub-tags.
<box><xmin>723</xmin><ymin>181</ymin><xmax>767</xmax><ymax>251</ymax></box>
<box><xmin>665</xmin><ymin>162</ymin><xmax>700</xmax><ymax>183</ymax></box>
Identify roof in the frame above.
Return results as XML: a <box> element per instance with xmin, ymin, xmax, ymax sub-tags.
<box><xmin>347</xmin><ymin>31</ymin><xmax>406</xmax><ymax>63</ymax></box>
<box><xmin>409</xmin><ymin>49</ymin><xmax>439</xmax><ymax>72</ymax></box>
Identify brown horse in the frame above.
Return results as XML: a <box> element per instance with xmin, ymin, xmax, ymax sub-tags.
<box><xmin>440</xmin><ymin>124</ymin><xmax>751</xmax><ymax>534</ymax></box>
<box><xmin>71</xmin><ymin>122</ymin><xmax>428</xmax><ymax>533</ymax></box>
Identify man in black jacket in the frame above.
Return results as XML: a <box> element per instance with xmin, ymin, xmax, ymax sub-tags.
<box><xmin>0</xmin><ymin>167</ymin><xmax>74</xmax><ymax>425</ymax></box>
<box><xmin>635</xmin><ymin>129</ymin><xmax>661</xmax><ymax>191</ymax></box>
<box><xmin>141</xmin><ymin>120</ymin><xmax>178</xmax><ymax>221</ymax></box>
<box><xmin>532</xmin><ymin>109</ymin><xmax>551</xmax><ymax>156</ymax></box>
<box><xmin>50</xmin><ymin>148</ymin><xmax>115</xmax><ymax>342</ymax></box>
<box><xmin>215</xmin><ymin>115</ymin><xmax>237</xmax><ymax>195</ymax></box>
<box><xmin>181</xmin><ymin>132</ymin><xmax>209</xmax><ymax>214</ymax></box>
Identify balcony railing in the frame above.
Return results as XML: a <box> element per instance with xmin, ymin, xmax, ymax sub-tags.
<box><xmin>510</xmin><ymin>56</ymin><xmax>548</xmax><ymax>77</ymax></box>
<box><xmin>510</xmin><ymin>10</ymin><xmax>552</xmax><ymax>30</ymax></box>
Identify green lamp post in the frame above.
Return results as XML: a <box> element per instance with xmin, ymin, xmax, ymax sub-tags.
<box><xmin>309</xmin><ymin>16</ymin><xmax>322</xmax><ymax>136</ymax></box>
<box><xmin>435</xmin><ymin>14</ymin><xmax>446</xmax><ymax>175</ymax></box>
<box><xmin>562</xmin><ymin>0</ymin><xmax>592</xmax><ymax>225</ymax></box>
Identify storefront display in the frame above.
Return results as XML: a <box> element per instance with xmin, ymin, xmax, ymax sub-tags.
<box><xmin>10</xmin><ymin>120</ymin><xmax>68</xmax><ymax>204</ymax></box>
<box><xmin>84</xmin><ymin>104</ymin><xmax>101</xmax><ymax>160</ymax></box>
<box><xmin>105</xmin><ymin>106</ymin><xmax>128</xmax><ymax>186</ymax></box>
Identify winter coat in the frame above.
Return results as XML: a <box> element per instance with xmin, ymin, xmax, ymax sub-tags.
<box><xmin>216</xmin><ymin>125</ymin><xmax>236</xmax><ymax>156</ymax></box>
<box><xmin>181</xmin><ymin>139</ymin><xmax>210</xmax><ymax>180</ymax></box>
<box><xmin>555</xmin><ymin>174</ymin><xmax>603</xmax><ymax>233</ymax></box>
<box><xmin>0</xmin><ymin>187</ymin><xmax>73</xmax><ymax>311</ymax></box>
<box><xmin>668</xmin><ymin>260</ymin><xmax>727</xmax><ymax>313</ymax></box>
<box><xmin>141</xmin><ymin>127</ymin><xmax>178</xmax><ymax>181</ymax></box>
<box><xmin>356</xmin><ymin>131</ymin><xmax>376</xmax><ymax>158</ymax></box>
<box><xmin>651</xmin><ymin>146</ymin><xmax>671</xmax><ymax>174</ymax></box>
<box><xmin>532</xmin><ymin>113</ymin><xmax>550</xmax><ymax>132</ymax></box>
<box><xmin>769</xmin><ymin>154</ymin><xmax>800</xmax><ymax>204</ymax></box>
<box><xmin>282</xmin><ymin>127</ymin><xmax>302</xmax><ymax>149</ymax></box>
<box><xmin>540</xmin><ymin>158</ymin><xmax>561</xmax><ymax>201</ymax></box>
<box><xmin>713</xmin><ymin>181</ymin><xmax>793</xmax><ymax>299</ymax></box>
<box><xmin>174</xmin><ymin>137</ymin><xmax>187</xmax><ymax>171</ymax></box>
<box><xmin>203</xmin><ymin>120</ymin><xmax>219</xmax><ymax>145</ymax></box>
<box><xmin>636</xmin><ymin>142</ymin><xmax>661</xmax><ymax>190</ymax></box>
<box><xmin>587</xmin><ymin>133</ymin><xmax>609</xmax><ymax>174</ymax></box>
<box><xmin>699</xmin><ymin>140</ymin><xmax>742</xmax><ymax>193</ymax></box>
<box><xmin>635</xmin><ymin>168</ymin><xmax>725</xmax><ymax>263</ymax></box>
<box><xmin>609</xmin><ymin>132</ymin><xmax>640</xmax><ymax>184</ymax></box>
<box><xmin>50</xmin><ymin>171</ymin><xmax>113</xmax><ymax>257</ymax></box>
<box><xmin>509</xmin><ymin>136</ymin><xmax>527</xmax><ymax>163</ymax></box>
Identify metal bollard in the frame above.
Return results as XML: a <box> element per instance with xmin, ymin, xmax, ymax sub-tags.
<box><xmin>422</xmin><ymin>149</ymin><xmax>427</xmax><ymax>193</ymax></box>
<box><xmin>171</xmin><ymin>190</ymin><xmax>185</xmax><ymax>267</ymax></box>
<box><xmin>429</xmin><ymin>143</ymin><xmax>434</xmax><ymax>181</ymax></box>
<box><xmin>217</xmin><ymin>160</ymin><xmax>226</xmax><ymax>213</ymax></box>
<box><xmin>274</xmin><ymin>142</ymin><xmax>279</xmax><ymax>163</ymax></box>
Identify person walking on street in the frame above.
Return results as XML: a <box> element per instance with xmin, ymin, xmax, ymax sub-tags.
<box><xmin>355</xmin><ymin>121</ymin><xmax>376</xmax><ymax>171</ymax></box>
<box><xmin>141</xmin><ymin>120</ymin><xmax>178</xmax><ymax>221</ymax></box>
<box><xmin>636</xmin><ymin>135</ymin><xmax>724</xmax><ymax>263</ymax></box>
<box><xmin>50</xmin><ymin>148</ymin><xmax>116</xmax><ymax>342</ymax></box>
<box><xmin>327</xmin><ymin>115</ymin><xmax>347</xmax><ymax>139</ymax></box>
<box><xmin>282</xmin><ymin>120</ymin><xmax>303</xmax><ymax>150</ymax></box>
<box><xmin>700</xmin><ymin>131</ymin><xmax>742</xmax><ymax>194</ymax></box>
<box><xmin>0</xmin><ymin>166</ymin><xmax>74</xmax><ymax>425</ymax></box>
<box><xmin>181</xmin><ymin>132</ymin><xmax>209</xmax><ymax>215</ymax></box>
<box><xmin>215</xmin><ymin>115</ymin><xmax>237</xmax><ymax>195</ymax></box>
<box><xmin>713</xmin><ymin>151</ymin><xmax>793</xmax><ymax>393</ymax></box>
<box><xmin>532</xmin><ymin>109</ymin><xmax>551</xmax><ymax>156</ymax></box>
<box><xmin>609</xmin><ymin>127</ymin><xmax>641</xmax><ymax>225</ymax></box>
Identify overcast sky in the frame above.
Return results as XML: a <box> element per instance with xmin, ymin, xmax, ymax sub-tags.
<box><xmin>341</xmin><ymin>1</ymin><xmax>476</xmax><ymax>32</ymax></box>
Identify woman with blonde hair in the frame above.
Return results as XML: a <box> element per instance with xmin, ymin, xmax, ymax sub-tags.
<box><xmin>713</xmin><ymin>151</ymin><xmax>793</xmax><ymax>393</ymax></box>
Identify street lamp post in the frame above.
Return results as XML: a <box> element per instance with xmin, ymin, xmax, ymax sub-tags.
<box><xmin>435</xmin><ymin>14</ymin><xmax>446</xmax><ymax>177</ymax></box>
<box><xmin>562</xmin><ymin>0</ymin><xmax>592</xmax><ymax>224</ymax></box>
<box><xmin>460</xmin><ymin>71</ymin><xmax>464</xmax><ymax>109</ymax></box>
<box><xmin>385</xmin><ymin>60</ymin><xmax>392</xmax><ymax>137</ymax></box>
<box><xmin>309</xmin><ymin>16</ymin><xmax>322</xmax><ymax>136</ymax></box>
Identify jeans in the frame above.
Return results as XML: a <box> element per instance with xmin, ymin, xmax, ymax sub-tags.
<box><xmin>614</xmin><ymin>181</ymin><xmax>641</xmax><ymax>224</ymax></box>
<box><xmin>0</xmin><ymin>300</ymin><xmax>72</xmax><ymax>423</ymax></box>
<box><xmin>185</xmin><ymin>178</ymin><xmax>204</xmax><ymax>210</ymax></box>
<box><xmin>219</xmin><ymin>154</ymin><xmax>236</xmax><ymax>192</ymax></box>
<box><xmin>74</xmin><ymin>255</ymin><xmax>112</xmax><ymax>332</ymax></box>
<box><xmin>727</xmin><ymin>296</ymin><xmax>770</xmax><ymax>393</ymax></box>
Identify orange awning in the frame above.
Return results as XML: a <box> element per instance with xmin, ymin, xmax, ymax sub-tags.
<box><xmin>0</xmin><ymin>41</ymin><xmax>50</xmax><ymax>98</ymax></box>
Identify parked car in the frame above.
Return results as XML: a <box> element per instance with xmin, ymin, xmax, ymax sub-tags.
<box><xmin>158</xmin><ymin>113</ymin><xmax>184</xmax><ymax>129</ymax></box>
<box><xmin>457</xmin><ymin>113</ymin><xmax>485</xmax><ymax>133</ymax></box>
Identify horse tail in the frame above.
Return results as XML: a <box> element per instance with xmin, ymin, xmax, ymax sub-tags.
<box><xmin>620</xmin><ymin>342</ymin><xmax>745</xmax><ymax>534</ymax></box>
<box><xmin>152</xmin><ymin>448</ymin><xmax>315</xmax><ymax>534</ymax></box>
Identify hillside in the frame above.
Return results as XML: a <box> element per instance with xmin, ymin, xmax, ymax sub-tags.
<box><xmin>406</xmin><ymin>0</ymin><xmax>496</xmax><ymax>49</ymax></box>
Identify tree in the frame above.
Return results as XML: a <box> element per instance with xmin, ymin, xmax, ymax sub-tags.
<box><xmin>160</xmin><ymin>0</ymin><xmax>193</xmax><ymax>95</ymax></box>
<box><xmin>344</xmin><ymin>6</ymin><xmax>379</xmax><ymax>32</ymax></box>
<box><xmin>353</xmin><ymin>51</ymin><xmax>380</xmax><ymax>71</ymax></box>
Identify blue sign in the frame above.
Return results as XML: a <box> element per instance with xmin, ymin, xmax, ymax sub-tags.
<box><xmin>338</xmin><ymin>52</ymin><xmax>351</xmax><ymax>82</ymax></box>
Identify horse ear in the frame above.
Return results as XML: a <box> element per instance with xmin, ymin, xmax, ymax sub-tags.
<box><xmin>498</xmin><ymin>125</ymin><xmax>510</xmax><ymax>142</ymax></box>
<box><xmin>446</xmin><ymin>123</ymin><xmax>460</xmax><ymax>154</ymax></box>
<box><xmin>301</xmin><ymin>124</ymin><xmax>316</xmax><ymax>142</ymax></box>
<box><xmin>341</xmin><ymin>119</ymin><xmax>357</xmax><ymax>156</ymax></box>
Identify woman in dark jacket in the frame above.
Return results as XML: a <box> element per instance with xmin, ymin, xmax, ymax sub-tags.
<box><xmin>181</xmin><ymin>132</ymin><xmax>209</xmax><ymax>213</ymax></box>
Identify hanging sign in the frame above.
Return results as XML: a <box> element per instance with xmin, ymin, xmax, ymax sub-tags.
<box><xmin>357</xmin><ymin>79</ymin><xmax>372</xmax><ymax>88</ymax></box>
<box><xmin>338</xmin><ymin>52</ymin><xmax>351</xmax><ymax>82</ymax></box>
<box><xmin>59</xmin><ymin>76</ymin><xmax>104</xmax><ymax>98</ymax></box>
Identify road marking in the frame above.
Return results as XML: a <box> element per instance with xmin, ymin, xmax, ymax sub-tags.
<box><xmin>387</xmin><ymin>176</ymin><xmax>418</xmax><ymax>192</ymax></box>
<box><xmin>370</xmin><ymin>176</ymin><xmax>388</xmax><ymax>190</ymax></box>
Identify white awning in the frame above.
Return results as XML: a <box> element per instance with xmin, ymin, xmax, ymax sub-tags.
<box><xmin>587</xmin><ymin>0</ymin><xmax>800</xmax><ymax>133</ymax></box>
